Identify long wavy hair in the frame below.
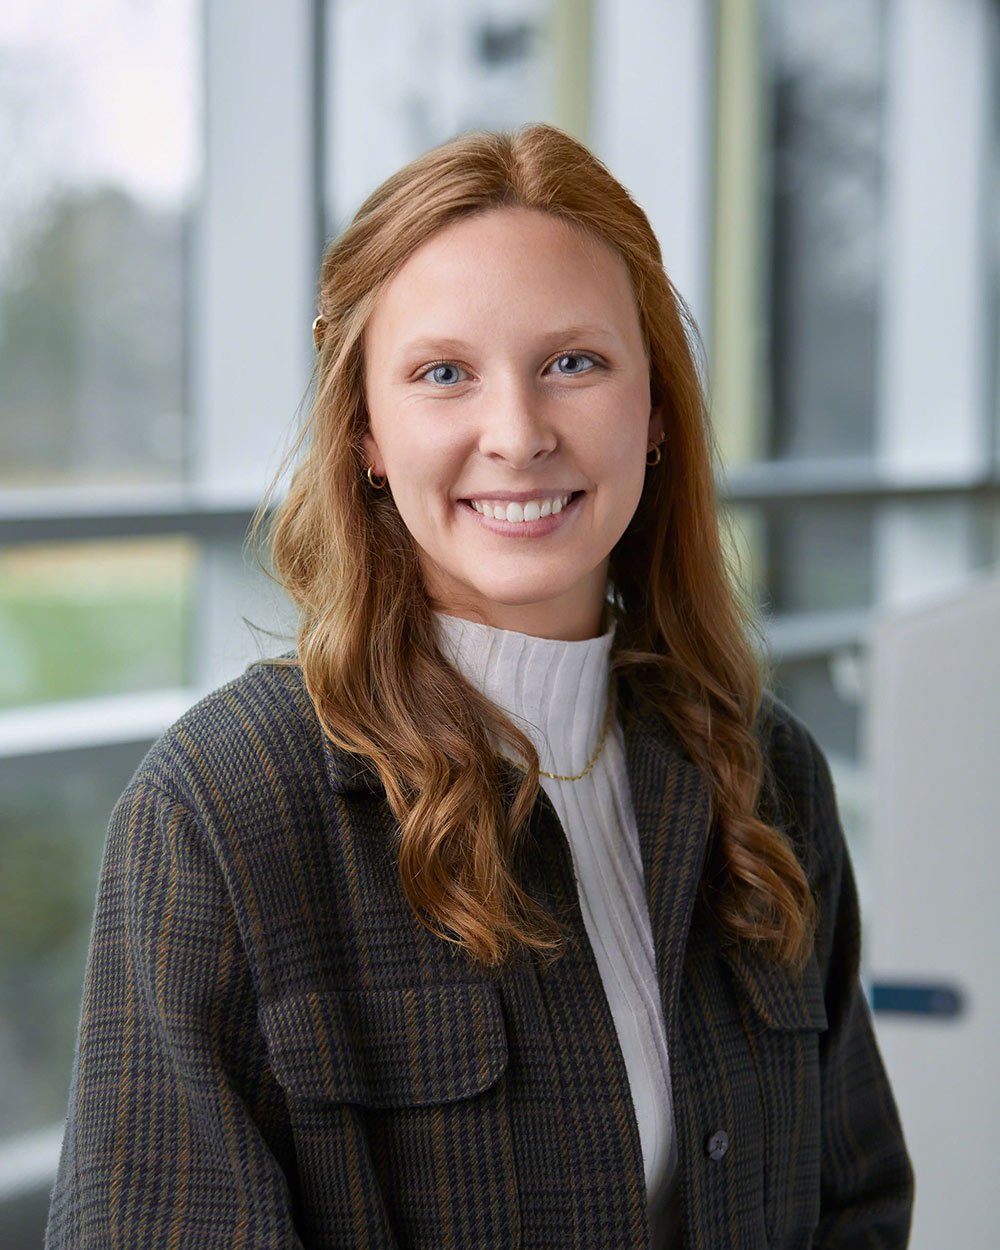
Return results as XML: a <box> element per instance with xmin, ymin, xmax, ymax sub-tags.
<box><xmin>257</xmin><ymin>122</ymin><xmax>816</xmax><ymax>972</ymax></box>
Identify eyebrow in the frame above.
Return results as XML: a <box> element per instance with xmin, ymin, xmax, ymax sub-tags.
<box><xmin>396</xmin><ymin>325</ymin><xmax>619</xmax><ymax>358</ymax></box>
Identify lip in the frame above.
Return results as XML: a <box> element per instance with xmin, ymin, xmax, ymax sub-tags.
<box><xmin>459</xmin><ymin>488</ymin><xmax>584</xmax><ymax>504</ymax></box>
<box><xmin>459</xmin><ymin>490</ymin><xmax>583</xmax><ymax>536</ymax></box>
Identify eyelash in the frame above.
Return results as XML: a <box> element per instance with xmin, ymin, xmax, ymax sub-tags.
<box><xmin>417</xmin><ymin>351</ymin><xmax>601</xmax><ymax>385</ymax></box>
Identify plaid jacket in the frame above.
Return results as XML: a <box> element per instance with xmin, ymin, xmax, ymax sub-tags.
<box><xmin>46</xmin><ymin>657</ymin><xmax>913</xmax><ymax>1249</ymax></box>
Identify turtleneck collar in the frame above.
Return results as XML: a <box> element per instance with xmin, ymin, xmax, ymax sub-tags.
<box><xmin>433</xmin><ymin>612</ymin><xmax>616</xmax><ymax>778</ymax></box>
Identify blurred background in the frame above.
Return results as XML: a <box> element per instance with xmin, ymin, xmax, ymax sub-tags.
<box><xmin>1</xmin><ymin>0</ymin><xmax>997</xmax><ymax>1245</ymax></box>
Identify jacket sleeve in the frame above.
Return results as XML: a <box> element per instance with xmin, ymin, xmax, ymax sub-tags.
<box><xmin>787</xmin><ymin>719</ymin><xmax>915</xmax><ymax>1249</ymax></box>
<box><xmin>45</xmin><ymin>777</ymin><xmax>304</xmax><ymax>1250</ymax></box>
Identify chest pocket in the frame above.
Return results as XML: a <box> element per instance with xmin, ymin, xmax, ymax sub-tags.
<box><xmin>260</xmin><ymin>981</ymin><xmax>520</xmax><ymax>1250</ymax></box>
<box><xmin>722</xmin><ymin>949</ymin><xmax>827</xmax><ymax>1248</ymax></box>
<box><xmin>722</xmin><ymin>945</ymin><xmax>828</xmax><ymax>1033</ymax></box>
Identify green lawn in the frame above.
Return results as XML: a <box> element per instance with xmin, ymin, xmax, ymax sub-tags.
<box><xmin>0</xmin><ymin>538</ymin><xmax>194</xmax><ymax>708</ymax></box>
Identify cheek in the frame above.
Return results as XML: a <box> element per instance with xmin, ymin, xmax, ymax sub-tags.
<box><xmin>367</xmin><ymin>409</ymin><xmax>445</xmax><ymax>478</ymax></box>
<box><xmin>594</xmin><ymin>403</ymin><xmax>650</xmax><ymax>476</ymax></box>
<box><xmin>372</xmin><ymin>422</ymin><xmax>468</xmax><ymax>523</ymax></box>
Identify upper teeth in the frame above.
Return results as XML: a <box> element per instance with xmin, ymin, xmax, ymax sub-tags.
<box><xmin>471</xmin><ymin>495</ymin><xmax>572</xmax><ymax>522</ymax></box>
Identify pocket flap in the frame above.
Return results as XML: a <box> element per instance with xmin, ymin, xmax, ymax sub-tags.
<box><xmin>259</xmin><ymin>981</ymin><xmax>508</xmax><ymax>1108</ymax></box>
<box><xmin>722</xmin><ymin>947</ymin><xmax>829</xmax><ymax>1032</ymax></box>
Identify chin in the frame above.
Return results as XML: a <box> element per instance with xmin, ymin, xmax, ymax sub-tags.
<box><xmin>467</xmin><ymin>578</ymin><xmax>574</xmax><ymax>609</ymax></box>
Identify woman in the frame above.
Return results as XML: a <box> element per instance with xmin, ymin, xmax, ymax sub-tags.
<box><xmin>46</xmin><ymin>123</ymin><xmax>913</xmax><ymax>1249</ymax></box>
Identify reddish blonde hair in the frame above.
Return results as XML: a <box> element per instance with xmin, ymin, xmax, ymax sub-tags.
<box><xmin>258</xmin><ymin>123</ymin><xmax>815</xmax><ymax>971</ymax></box>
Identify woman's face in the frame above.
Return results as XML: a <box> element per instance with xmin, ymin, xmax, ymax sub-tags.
<box><xmin>362</xmin><ymin>205</ymin><xmax>662</xmax><ymax>640</ymax></box>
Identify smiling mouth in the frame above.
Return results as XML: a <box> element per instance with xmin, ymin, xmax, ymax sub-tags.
<box><xmin>463</xmin><ymin>491</ymin><xmax>583</xmax><ymax>523</ymax></box>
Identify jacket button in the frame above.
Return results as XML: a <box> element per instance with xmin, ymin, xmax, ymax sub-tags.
<box><xmin>706</xmin><ymin>1130</ymin><xmax>729</xmax><ymax>1160</ymax></box>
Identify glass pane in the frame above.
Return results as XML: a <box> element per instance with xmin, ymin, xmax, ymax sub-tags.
<box><xmin>762</xmin><ymin>0</ymin><xmax>885</xmax><ymax>458</ymax></box>
<box><xmin>771</xmin><ymin>653</ymin><xmax>860</xmax><ymax>762</ymax></box>
<box><xmin>723</xmin><ymin>500</ymin><xmax>874</xmax><ymax>616</ymax></box>
<box><xmin>766</xmin><ymin>502</ymin><xmax>873</xmax><ymax>614</ymax></box>
<box><xmin>0</xmin><ymin>742</ymin><xmax>149</xmax><ymax>1138</ymax></box>
<box><xmin>0</xmin><ymin>1</ymin><xmax>201</xmax><ymax>488</ymax></box>
<box><xmin>326</xmin><ymin>0</ymin><xmax>571</xmax><ymax>230</ymax></box>
<box><xmin>0</xmin><ymin>536</ymin><xmax>196</xmax><ymax>709</ymax></box>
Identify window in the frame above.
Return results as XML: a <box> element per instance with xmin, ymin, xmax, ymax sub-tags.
<box><xmin>0</xmin><ymin>537</ymin><xmax>194</xmax><ymax>709</ymax></box>
<box><xmin>712</xmin><ymin>0</ymin><xmax>1000</xmax><ymax>884</ymax></box>
<box><xmin>325</xmin><ymin>0</ymin><xmax>581</xmax><ymax>231</ymax></box>
<box><xmin>0</xmin><ymin>0</ymin><xmax>207</xmax><ymax>1153</ymax></box>
<box><xmin>0</xmin><ymin>1</ymin><xmax>199</xmax><ymax>489</ymax></box>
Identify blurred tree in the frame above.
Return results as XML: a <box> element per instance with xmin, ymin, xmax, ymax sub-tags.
<box><xmin>0</xmin><ymin>767</ymin><xmax>110</xmax><ymax>1136</ymax></box>
<box><xmin>0</xmin><ymin>185</ymin><xmax>188</xmax><ymax>486</ymax></box>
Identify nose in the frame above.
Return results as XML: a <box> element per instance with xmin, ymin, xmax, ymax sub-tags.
<box><xmin>477</xmin><ymin>375</ymin><xmax>557</xmax><ymax>468</ymax></box>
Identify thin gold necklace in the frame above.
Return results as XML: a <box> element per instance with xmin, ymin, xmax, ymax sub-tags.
<box><xmin>498</xmin><ymin>681</ymin><xmax>616</xmax><ymax>782</ymax></box>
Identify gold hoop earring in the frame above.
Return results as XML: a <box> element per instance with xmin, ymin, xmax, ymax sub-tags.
<box><xmin>366</xmin><ymin>464</ymin><xmax>386</xmax><ymax>490</ymax></box>
<box><xmin>646</xmin><ymin>442</ymin><xmax>662</xmax><ymax>467</ymax></box>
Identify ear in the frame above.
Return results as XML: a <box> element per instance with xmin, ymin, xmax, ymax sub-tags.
<box><xmin>647</xmin><ymin>405</ymin><xmax>664</xmax><ymax>447</ymax></box>
<box><xmin>361</xmin><ymin>429</ymin><xmax>383</xmax><ymax>475</ymax></box>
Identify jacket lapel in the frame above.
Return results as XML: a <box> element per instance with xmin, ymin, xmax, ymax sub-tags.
<box><xmin>622</xmin><ymin>703</ymin><xmax>712</xmax><ymax>1055</ymax></box>
<box><xmin>320</xmin><ymin>680</ymin><xmax>716</xmax><ymax>1053</ymax></box>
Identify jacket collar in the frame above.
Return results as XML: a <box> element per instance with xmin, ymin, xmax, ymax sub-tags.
<box><xmin>319</xmin><ymin>686</ymin><xmax>710</xmax><ymax>805</ymax></box>
<box><xmin>323</xmin><ymin>738</ymin><xmax>384</xmax><ymax>793</ymax></box>
<box><xmin>272</xmin><ymin>655</ymin><xmax>385</xmax><ymax>795</ymax></box>
<box><xmin>320</xmin><ymin>688</ymin><xmax>712</xmax><ymax>977</ymax></box>
<box><xmin>319</xmin><ymin>681</ymin><xmax>713</xmax><ymax>1042</ymax></box>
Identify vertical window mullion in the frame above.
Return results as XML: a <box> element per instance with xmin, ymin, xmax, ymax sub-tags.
<box><xmin>874</xmin><ymin>0</ymin><xmax>994</xmax><ymax>608</ymax></box>
<box><xmin>191</xmin><ymin>0</ymin><xmax>316</xmax><ymax>692</ymax></box>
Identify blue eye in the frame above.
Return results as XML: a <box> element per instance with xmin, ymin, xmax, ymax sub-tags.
<box><xmin>550</xmin><ymin>352</ymin><xmax>597</xmax><ymax>375</ymax></box>
<box><xmin>422</xmin><ymin>362</ymin><xmax>465</xmax><ymax>386</ymax></box>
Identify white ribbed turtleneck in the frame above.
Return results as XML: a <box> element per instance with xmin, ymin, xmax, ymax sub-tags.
<box><xmin>434</xmin><ymin>612</ymin><xmax>680</xmax><ymax>1248</ymax></box>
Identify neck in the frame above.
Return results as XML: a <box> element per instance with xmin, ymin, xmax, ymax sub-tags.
<box><xmin>428</xmin><ymin>592</ymin><xmax>610</xmax><ymax>642</ymax></box>
<box><xmin>422</xmin><ymin>557</ymin><xmax>612</xmax><ymax>640</ymax></box>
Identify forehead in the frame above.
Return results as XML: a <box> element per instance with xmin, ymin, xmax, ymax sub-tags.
<box><xmin>364</xmin><ymin>206</ymin><xmax>642</xmax><ymax>352</ymax></box>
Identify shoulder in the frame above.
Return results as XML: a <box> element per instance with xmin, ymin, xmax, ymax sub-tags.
<box><xmin>752</xmin><ymin>689</ymin><xmax>844</xmax><ymax>891</ymax></box>
<box><xmin>130</xmin><ymin>654</ymin><xmax>330</xmax><ymax>820</ymax></box>
<box><xmin>747</xmin><ymin>692</ymin><xmax>861</xmax><ymax>987</ymax></box>
<box><xmin>755</xmin><ymin>689</ymin><xmax>828</xmax><ymax>796</ymax></box>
